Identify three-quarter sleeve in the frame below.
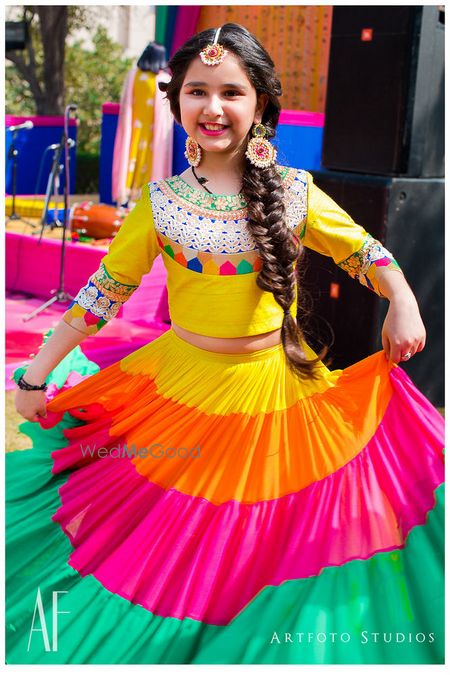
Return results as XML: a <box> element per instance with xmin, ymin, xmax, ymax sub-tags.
<box><xmin>301</xmin><ymin>171</ymin><xmax>404</xmax><ymax>297</ymax></box>
<box><xmin>62</xmin><ymin>183</ymin><xmax>160</xmax><ymax>334</ymax></box>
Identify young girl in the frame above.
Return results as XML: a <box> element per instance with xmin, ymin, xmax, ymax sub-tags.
<box><xmin>8</xmin><ymin>24</ymin><xmax>444</xmax><ymax>665</ymax></box>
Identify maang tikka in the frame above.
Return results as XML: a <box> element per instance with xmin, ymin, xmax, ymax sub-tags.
<box><xmin>199</xmin><ymin>27</ymin><xmax>229</xmax><ymax>66</ymax></box>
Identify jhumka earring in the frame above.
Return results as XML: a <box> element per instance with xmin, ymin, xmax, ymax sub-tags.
<box><xmin>199</xmin><ymin>27</ymin><xmax>228</xmax><ymax>66</ymax></box>
<box><xmin>184</xmin><ymin>136</ymin><xmax>202</xmax><ymax>167</ymax></box>
<box><xmin>245</xmin><ymin>123</ymin><xmax>277</xmax><ymax>168</ymax></box>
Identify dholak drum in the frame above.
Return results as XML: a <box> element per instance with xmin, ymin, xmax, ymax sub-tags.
<box><xmin>69</xmin><ymin>202</ymin><xmax>129</xmax><ymax>239</ymax></box>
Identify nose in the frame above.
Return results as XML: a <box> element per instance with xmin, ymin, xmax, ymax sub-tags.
<box><xmin>203</xmin><ymin>94</ymin><xmax>223</xmax><ymax>117</ymax></box>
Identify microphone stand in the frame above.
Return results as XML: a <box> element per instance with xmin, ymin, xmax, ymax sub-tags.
<box><xmin>6</xmin><ymin>129</ymin><xmax>35</xmax><ymax>227</ymax></box>
<box><xmin>23</xmin><ymin>105</ymin><xmax>77</xmax><ymax>322</ymax></box>
<box><xmin>39</xmin><ymin>142</ymin><xmax>64</xmax><ymax>236</ymax></box>
<box><xmin>36</xmin><ymin>138</ymin><xmax>76</xmax><ymax>241</ymax></box>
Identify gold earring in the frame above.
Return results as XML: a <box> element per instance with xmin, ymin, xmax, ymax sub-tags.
<box><xmin>184</xmin><ymin>136</ymin><xmax>202</xmax><ymax>167</ymax></box>
<box><xmin>245</xmin><ymin>123</ymin><xmax>277</xmax><ymax>168</ymax></box>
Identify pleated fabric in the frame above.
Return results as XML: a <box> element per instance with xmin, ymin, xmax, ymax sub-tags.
<box><xmin>6</xmin><ymin>328</ymin><xmax>444</xmax><ymax>664</ymax></box>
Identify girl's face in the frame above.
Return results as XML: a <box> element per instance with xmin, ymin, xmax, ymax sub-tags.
<box><xmin>179</xmin><ymin>51</ymin><xmax>268</xmax><ymax>159</ymax></box>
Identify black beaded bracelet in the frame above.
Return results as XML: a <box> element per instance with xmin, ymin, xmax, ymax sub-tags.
<box><xmin>17</xmin><ymin>374</ymin><xmax>48</xmax><ymax>392</ymax></box>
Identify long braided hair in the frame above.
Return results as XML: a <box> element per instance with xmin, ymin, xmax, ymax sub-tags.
<box><xmin>159</xmin><ymin>23</ymin><xmax>331</xmax><ymax>379</ymax></box>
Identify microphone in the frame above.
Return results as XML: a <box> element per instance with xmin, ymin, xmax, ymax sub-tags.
<box><xmin>66</xmin><ymin>104</ymin><xmax>78</xmax><ymax>119</ymax></box>
<box><xmin>65</xmin><ymin>104</ymin><xmax>79</xmax><ymax>126</ymax></box>
<box><xmin>48</xmin><ymin>139</ymin><xmax>76</xmax><ymax>151</ymax></box>
<box><xmin>8</xmin><ymin>120</ymin><xmax>34</xmax><ymax>132</ymax></box>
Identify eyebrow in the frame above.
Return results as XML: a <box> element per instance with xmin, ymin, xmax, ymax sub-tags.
<box><xmin>183</xmin><ymin>81</ymin><xmax>248</xmax><ymax>90</ymax></box>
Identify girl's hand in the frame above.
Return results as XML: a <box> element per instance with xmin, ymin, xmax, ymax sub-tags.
<box><xmin>381</xmin><ymin>294</ymin><xmax>426</xmax><ymax>363</ymax></box>
<box><xmin>15</xmin><ymin>389</ymin><xmax>48</xmax><ymax>423</ymax></box>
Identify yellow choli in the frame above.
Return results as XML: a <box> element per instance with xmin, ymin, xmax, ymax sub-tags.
<box><xmin>62</xmin><ymin>166</ymin><xmax>404</xmax><ymax>337</ymax></box>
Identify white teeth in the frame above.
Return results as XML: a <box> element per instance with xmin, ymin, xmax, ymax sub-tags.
<box><xmin>203</xmin><ymin>124</ymin><xmax>226</xmax><ymax>130</ymax></box>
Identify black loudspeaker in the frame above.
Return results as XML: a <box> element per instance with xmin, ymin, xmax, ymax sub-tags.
<box><xmin>322</xmin><ymin>5</ymin><xmax>444</xmax><ymax>177</ymax></box>
<box><xmin>301</xmin><ymin>170</ymin><xmax>444</xmax><ymax>407</ymax></box>
<box><xmin>5</xmin><ymin>21</ymin><xmax>29</xmax><ymax>51</ymax></box>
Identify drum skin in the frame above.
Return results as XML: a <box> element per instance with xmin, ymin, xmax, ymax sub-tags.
<box><xmin>69</xmin><ymin>202</ymin><xmax>129</xmax><ymax>239</ymax></box>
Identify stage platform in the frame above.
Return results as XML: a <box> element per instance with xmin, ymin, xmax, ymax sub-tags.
<box><xmin>6</xmin><ymin>292</ymin><xmax>170</xmax><ymax>391</ymax></box>
<box><xmin>5</xmin><ymin>201</ymin><xmax>169</xmax><ymax>323</ymax></box>
<box><xmin>5</xmin><ymin>196</ymin><xmax>170</xmax><ymax>389</ymax></box>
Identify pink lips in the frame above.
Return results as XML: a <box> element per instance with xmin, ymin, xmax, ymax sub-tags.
<box><xmin>199</xmin><ymin>123</ymin><xmax>229</xmax><ymax>136</ymax></box>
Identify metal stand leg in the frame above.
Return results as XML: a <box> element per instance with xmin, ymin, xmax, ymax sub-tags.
<box><xmin>6</xmin><ymin>132</ymin><xmax>36</xmax><ymax>228</ymax></box>
<box><xmin>22</xmin><ymin>289</ymin><xmax>73</xmax><ymax>322</ymax></box>
<box><xmin>21</xmin><ymin>105</ymin><xmax>78</xmax><ymax>323</ymax></box>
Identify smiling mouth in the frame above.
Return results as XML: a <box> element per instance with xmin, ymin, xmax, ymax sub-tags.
<box><xmin>199</xmin><ymin>123</ymin><xmax>229</xmax><ymax>130</ymax></box>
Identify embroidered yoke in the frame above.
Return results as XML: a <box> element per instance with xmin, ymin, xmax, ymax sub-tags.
<box><xmin>62</xmin><ymin>166</ymin><xmax>404</xmax><ymax>337</ymax></box>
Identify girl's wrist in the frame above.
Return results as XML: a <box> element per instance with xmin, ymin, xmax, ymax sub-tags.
<box><xmin>14</xmin><ymin>365</ymin><xmax>49</xmax><ymax>387</ymax></box>
<box><xmin>23</xmin><ymin>371</ymin><xmax>49</xmax><ymax>386</ymax></box>
<box><xmin>17</xmin><ymin>374</ymin><xmax>48</xmax><ymax>392</ymax></box>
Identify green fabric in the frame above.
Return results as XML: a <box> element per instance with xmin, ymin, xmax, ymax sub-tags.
<box><xmin>5</xmin><ymin>344</ymin><xmax>445</xmax><ymax>664</ymax></box>
<box><xmin>165</xmin><ymin>6</ymin><xmax>178</xmax><ymax>57</ymax></box>
<box><xmin>11</xmin><ymin>329</ymin><xmax>99</xmax><ymax>388</ymax></box>
<box><xmin>5</xmin><ymin>441</ymin><xmax>444</xmax><ymax>665</ymax></box>
<box><xmin>155</xmin><ymin>5</ymin><xmax>169</xmax><ymax>46</ymax></box>
<box><xmin>155</xmin><ymin>5</ymin><xmax>178</xmax><ymax>56</ymax></box>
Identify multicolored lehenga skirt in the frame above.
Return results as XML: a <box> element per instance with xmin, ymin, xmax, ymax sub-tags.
<box><xmin>6</xmin><ymin>327</ymin><xmax>445</xmax><ymax>664</ymax></box>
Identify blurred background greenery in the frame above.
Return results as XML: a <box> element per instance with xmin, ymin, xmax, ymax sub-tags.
<box><xmin>6</xmin><ymin>7</ymin><xmax>134</xmax><ymax>193</ymax></box>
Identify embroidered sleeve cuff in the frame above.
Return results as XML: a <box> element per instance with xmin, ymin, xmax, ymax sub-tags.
<box><xmin>61</xmin><ymin>262</ymin><xmax>138</xmax><ymax>334</ymax></box>
<box><xmin>337</xmin><ymin>233</ymin><xmax>404</xmax><ymax>297</ymax></box>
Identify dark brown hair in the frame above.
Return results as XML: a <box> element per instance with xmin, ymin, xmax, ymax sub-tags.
<box><xmin>159</xmin><ymin>23</ymin><xmax>331</xmax><ymax>379</ymax></box>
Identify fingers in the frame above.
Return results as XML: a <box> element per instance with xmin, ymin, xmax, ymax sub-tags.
<box><xmin>382</xmin><ymin>334</ymin><xmax>420</xmax><ymax>364</ymax></box>
<box><xmin>15</xmin><ymin>390</ymin><xmax>48</xmax><ymax>423</ymax></box>
<box><xmin>31</xmin><ymin>409</ymin><xmax>47</xmax><ymax>423</ymax></box>
<box><xmin>417</xmin><ymin>338</ymin><xmax>426</xmax><ymax>352</ymax></box>
<box><xmin>391</xmin><ymin>344</ymin><xmax>407</xmax><ymax>363</ymax></box>
<box><xmin>19</xmin><ymin>407</ymin><xmax>47</xmax><ymax>423</ymax></box>
<box><xmin>382</xmin><ymin>334</ymin><xmax>391</xmax><ymax>361</ymax></box>
<box><xmin>391</xmin><ymin>342</ymin><xmax>420</xmax><ymax>364</ymax></box>
<box><xmin>383</xmin><ymin>332</ymin><xmax>426</xmax><ymax>363</ymax></box>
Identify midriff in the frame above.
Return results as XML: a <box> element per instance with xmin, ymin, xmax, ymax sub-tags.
<box><xmin>171</xmin><ymin>321</ymin><xmax>282</xmax><ymax>353</ymax></box>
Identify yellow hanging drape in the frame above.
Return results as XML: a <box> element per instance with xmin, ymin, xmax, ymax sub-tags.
<box><xmin>126</xmin><ymin>69</ymin><xmax>157</xmax><ymax>201</ymax></box>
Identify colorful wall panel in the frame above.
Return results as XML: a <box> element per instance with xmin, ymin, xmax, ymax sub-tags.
<box><xmin>196</xmin><ymin>5</ymin><xmax>332</xmax><ymax>113</ymax></box>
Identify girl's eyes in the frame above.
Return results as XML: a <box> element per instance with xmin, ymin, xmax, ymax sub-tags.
<box><xmin>190</xmin><ymin>89</ymin><xmax>241</xmax><ymax>97</ymax></box>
